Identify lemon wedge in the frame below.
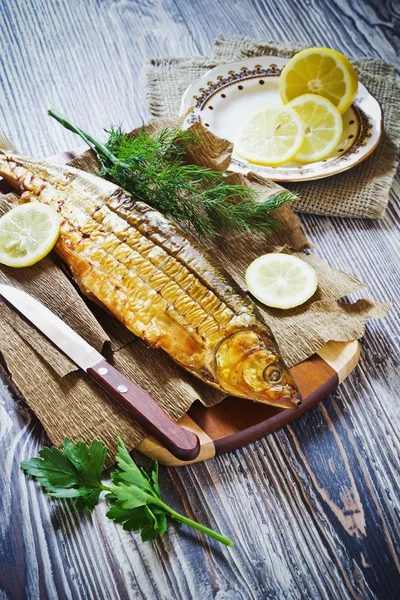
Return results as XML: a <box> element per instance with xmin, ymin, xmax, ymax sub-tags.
<box><xmin>279</xmin><ymin>47</ymin><xmax>358</xmax><ymax>114</ymax></box>
<box><xmin>288</xmin><ymin>94</ymin><xmax>343</xmax><ymax>162</ymax></box>
<box><xmin>246</xmin><ymin>253</ymin><xmax>318</xmax><ymax>310</ymax></box>
<box><xmin>0</xmin><ymin>203</ymin><xmax>60</xmax><ymax>267</ymax></box>
<box><xmin>234</xmin><ymin>105</ymin><xmax>305</xmax><ymax>166</ymax></box>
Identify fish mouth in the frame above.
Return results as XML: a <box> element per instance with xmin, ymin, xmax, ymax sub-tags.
<box><xmin>277</xmin><ymin>382</ymin><xmax>302</xmax><ymax>409</ymax></box>
<box><xmin>256</xmin><ymin>385</ymin><xmax>302</xmax><ymax>410</ymax></box>
<box><xmin>285</xmin><ymin>388</ymin><xmax>302</xmax><ymax>408</ymax></box>
<box><xmin>224</xmin><ymin>375</ymin><xmax>302</xmax><ymax>409</ymax></box>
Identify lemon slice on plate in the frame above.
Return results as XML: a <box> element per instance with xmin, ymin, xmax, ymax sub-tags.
<box><xmin>234</xmin><ymin>105</ymin><xmax>305</xmax><ymax>166</ymax></box>
<box><xmin>246</xmin><ymin>253</ymin><xmax>318</xmax><ymax>310</ymax></box>
<box><xmin>279</xmin><ymin>47</ymin><xmax>358</xmax><ymax>114</ymax></box>
<box><xmin>0</xmin><ymin>203</ymin><xmax>60</xmax><ymax>267</ymax></box>
<box><xmin>288</xmin><ymin>94</ymin><xmax>343</xmax><ymax>162</ymax></box>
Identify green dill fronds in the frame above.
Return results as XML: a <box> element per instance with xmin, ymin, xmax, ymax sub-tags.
<box><xmin>48</xmin><ymin>110</ymin><xmax>295</xmax><ymax>237</ymax></box>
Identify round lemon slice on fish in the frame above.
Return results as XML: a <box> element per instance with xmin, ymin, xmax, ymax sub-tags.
<box><xmin>279</xmin><ymin>47</ymin><xmax>358</xmax><ymax>114</ymax></box>
<box><xmin>234</xmin><ymin>105</ymin><xmax>305</xmax><ymax>166</ymax></box>
<box><xmin>245</xmin><ymin>253</ymin><xmax>318</xmax><ymax>310</ymax></box>
<box><xmin>0</xmin><ymin>203</ymin><xmax>60</xmax><ymax>267</ymax></box>
<box><xmin>288</xmin><ymin>94</ymin><xmax>343</xmax><ymax>162</ymax></box>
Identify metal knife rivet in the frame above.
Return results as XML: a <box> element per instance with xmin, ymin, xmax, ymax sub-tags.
<box><xmin>117</xmin><ymin>384</ymin><xmax>128</xmax><ymax>393</ymax></box>
<box><xmin>98</xmin><ymin>367</ymin><xmax>108</xmax><ymax>375</ymax></box>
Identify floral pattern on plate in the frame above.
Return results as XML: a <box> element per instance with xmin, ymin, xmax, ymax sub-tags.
<box><xmin>180</xmin><ymin>57</ymin><xmax>382</xmax><ymax>182</ymax></box>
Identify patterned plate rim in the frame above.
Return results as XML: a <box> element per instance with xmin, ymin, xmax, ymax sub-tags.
<box><xmin>180</xmin><ymin>57</ymin><xmax>383</xmax><ymax>182</ymax></box>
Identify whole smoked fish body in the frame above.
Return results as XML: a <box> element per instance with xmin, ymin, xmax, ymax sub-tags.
<box><xmin>0</xmin><ymin>148</ymin><xmax>301</xmax><ymax>409</ymax></box>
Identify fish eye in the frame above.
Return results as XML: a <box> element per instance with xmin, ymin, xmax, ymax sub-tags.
<box><xmin>263</xmin><ymin>363</ymin><xmax>283</xmax><ymax>383</ymax></box>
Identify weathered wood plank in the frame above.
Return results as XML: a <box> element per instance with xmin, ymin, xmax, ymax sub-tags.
<box><xmin>174</xmin><ymin>0</ymin><xmax>398</xmax><ymax>65</ymax></box>
<box><xmin>0</xmin><ymin>0</ymin><xmax>399</xmax><ymax>598</ymax></box>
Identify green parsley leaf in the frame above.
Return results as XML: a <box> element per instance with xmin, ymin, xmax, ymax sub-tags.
<box><xmin>110</xmin><ymin>434</ymin><xmax>157</xmax><ymax>495</ymax></box>
<box><xmin>106</xmin><ymin>505</ymin><xmax>166</xmax><ymax>541</ymax></box>
<box><xmin>146</xmin><ymin>459</ymin><xmax>161</xmax><ymax>497</ymax></box>
<box><xmin>106</xmin><ymin>435</ymin><xmax>233</xmax><ymax>546</ymax></box>
<box><xmin>21</xmin><ymin>439</ymin><xmax>108</xmax><ymax>511</ymax></box>
<box><xmin>21</xmin><ymin>434</ymin><xmax>233</xmax><ymax>546</ymax></box>
<box><xmin>105</xmin><ymin>434</ymin><xmax>166</xmax><ymax>540</ymax></box>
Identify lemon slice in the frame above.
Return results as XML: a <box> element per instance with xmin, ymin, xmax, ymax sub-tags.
<box><xmin>0</xmin><ymin>203</ymin><xmax>60</xmax><ymax>267</ymax></box>
<box><xmin>288</xmin><ymin>94</ymin><xmax>343</xmax><ymax>162</ymax></box>
<box><xmin>246</xmin><ymin>253</ymin><xmax>318</xmax><ymax>310</ymax></box>
<box><xmin>279</xmin><ymin>47</ymin><xmax>358</xmax><ymax>114</ymax></box>
<box><xmin>234</xmin><ymin>105</ymin><xmax>305</xmax><ymax>166</ymax></box>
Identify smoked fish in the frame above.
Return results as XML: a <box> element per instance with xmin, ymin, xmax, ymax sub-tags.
<box><xmin>0</xmin><ymin>141</ymin><xmax>301</xmax><ymax>409</ymax></box>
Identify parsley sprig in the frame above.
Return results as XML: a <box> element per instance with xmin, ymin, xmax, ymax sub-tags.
<box><xmin>48</xmin><ymin>109</ymin><xmax>294</xmax><ymax>237</ymax></box>
<box><xmin>21</xmin><ymin>434</ymin><xmax>233</xmax><ymax>547</ymax></box>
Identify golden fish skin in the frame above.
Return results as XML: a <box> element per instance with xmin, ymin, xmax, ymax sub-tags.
<box><xmin>0</xmin><ymin>150</ymin><xmax>301</xmax><ymax>409</ymax></box>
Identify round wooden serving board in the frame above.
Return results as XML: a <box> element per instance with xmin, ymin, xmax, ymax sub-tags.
<box><xmin>39</xmin><ymin>150</ymin><xmax>360</xmax><ymax>467</ymax></box>
<box><xmin>138</xmin><ymin>340</ymin><xmax>360</xmax><ymax>466</ymax></box>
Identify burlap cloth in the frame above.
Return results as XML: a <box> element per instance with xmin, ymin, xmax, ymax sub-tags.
<box><xmin>147</xmin><ymin>34</ymin><xmax>400</xmax><ymax>219</ymax></box>
<box><xmin>0</xmin><ymin>119</ymin><xmax>390</xmax><ymax>465</ymax></box>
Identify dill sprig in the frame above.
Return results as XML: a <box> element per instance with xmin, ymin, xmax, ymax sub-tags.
<box><xmin>48</xmin><ymin>110</ymin><xmax>294</xmax><ymax>237</ymax></box>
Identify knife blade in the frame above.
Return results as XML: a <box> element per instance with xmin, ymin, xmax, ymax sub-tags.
<box><xmin>0</xmin><ymin>284</ymin><xmax>200</xmax><ymax>461</ymax></box>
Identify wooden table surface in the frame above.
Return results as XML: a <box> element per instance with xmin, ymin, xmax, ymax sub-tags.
<box><xmin>0</xmin><ymin>1</ymin><xmax>399</xmax><ymax>598</ymax></box>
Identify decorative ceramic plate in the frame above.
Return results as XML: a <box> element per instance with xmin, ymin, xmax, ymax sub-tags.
<box><xmin>180</xmin><ymin>57</ymin><xmax>383</xmax><ymax>182</ymax></box>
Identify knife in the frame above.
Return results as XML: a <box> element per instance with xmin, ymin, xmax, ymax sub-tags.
<box><xmin>0</xmin><ymin>284</ymin><xmax>201</xmax><ymax>461</ymax></box>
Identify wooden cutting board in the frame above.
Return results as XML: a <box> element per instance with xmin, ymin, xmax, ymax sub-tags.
<box><xmin>45</xmin><ymin>151</ymin><xmax>361</xmax><ymax>467</ymax></box>
<box><xmin>138</xmin><ymin>340</ymin><xmax>360</xmax><ymax>465</ymax></box>
<box><xmin>0</xmin><ymin>154</ymin><xmax>360</xmax><ymax>468</ymax></box>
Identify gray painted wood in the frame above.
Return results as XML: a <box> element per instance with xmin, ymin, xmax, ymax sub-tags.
<box><xmin>0</xmin><ymin>0</ymin><xmax>399</xmax><ymax>598</ymax></box>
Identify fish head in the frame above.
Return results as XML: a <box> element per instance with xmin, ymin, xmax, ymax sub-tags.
<box><xmin>214</xmin><ymin>329</ymin><xmax>301</xmax><ymax>409</ymax></box>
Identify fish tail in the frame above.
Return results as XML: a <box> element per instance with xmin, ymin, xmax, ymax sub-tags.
<box><xmin>0</xmin><ymin>129</ymin><xmax>19</xmax><ymax>154</ymax></box>
<box><xmin>0</xmin><ymin>131</ymin><xmax>22</xmax><ymax>191</ymax></box>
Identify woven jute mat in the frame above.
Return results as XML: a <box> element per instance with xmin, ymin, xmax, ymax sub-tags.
<box><xmin>147</xmin><ymin>34</ymin><xmax>400</xmax><ymax>219</ymax></box>
<box><xmin>0</xmin><ymin>120</ymin><xmax>390</xmax><ymax>465</ymax></box>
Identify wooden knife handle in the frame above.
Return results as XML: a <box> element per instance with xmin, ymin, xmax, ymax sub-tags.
<box><xmin>87</xmin><ymin>359</ymin><xmax>200</xmax><ymax>461</ymax></box>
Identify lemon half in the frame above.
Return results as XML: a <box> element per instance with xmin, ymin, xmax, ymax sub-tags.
<box><xmin>288</xmin><ymin>94</ymin><xmax>343</xmax><ymax>162</ymax></box>
<box><xmin>0</xmin><ymin>203</ymin><xmax>60</xmax><ymax>267</ymax></box>
<box><xmin>234</xmin><ymin>105</ymin><xmax>305</xmax><ymax>166</ymax></box>
<box><xmin>246</xmin><ymin>253</ymin><xmax>318</xmax><ymax>310</ymax></box>
<box><xmin>279</xmin><ymin>47</ymin><xmax>358</xmax><ymax>114</ymax></box>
